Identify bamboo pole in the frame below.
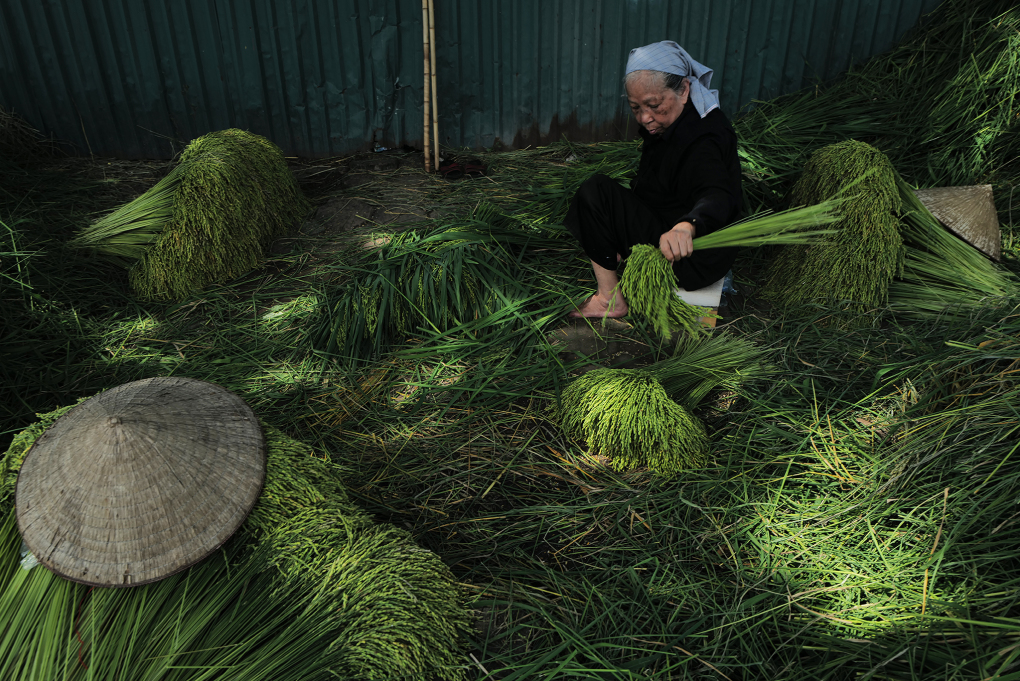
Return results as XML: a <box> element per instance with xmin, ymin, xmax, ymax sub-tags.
<box><xmin>422</xmin><ymin>0</ymin><xmax>432</xmax><ymax>172</ymax></box>
<box><xmin>428</xmin><ymin>0</ymin><xmax>439</xmax><ymax>170</ymax></box>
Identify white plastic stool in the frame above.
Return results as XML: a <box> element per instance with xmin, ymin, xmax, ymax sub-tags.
<box><xmin>675</xmin><ymin>275</ymin><xmax>726</xmax><ymax>328</ymax></box>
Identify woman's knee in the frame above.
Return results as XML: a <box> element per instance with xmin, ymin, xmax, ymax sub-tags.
<box><xmin>575</xmin><ymin>173</ymin><xmax>620</xmax><ymax>209</ymax></box>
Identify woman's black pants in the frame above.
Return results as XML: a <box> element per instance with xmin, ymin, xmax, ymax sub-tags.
<box><xmin>563</xmin><ymin>174</ymin><xmax>736</xmax><ymax>291</ymax></box>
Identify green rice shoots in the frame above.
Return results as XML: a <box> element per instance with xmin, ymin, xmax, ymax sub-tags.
<box><xmin>620</xmin><ymin>202</ymin><xmax>839</xmax><ymax>339</ymax></box>
<box><xmin>763</xmin><ymin>140</ymin><xmax>905</xmax><ymax>316</ymax></box>
<box><xmin>554</xmin><ymin>368</ymin><xmax>708</xmax><ymax>476</ymax></box>
<box><xmin>313</xmin><ymin>207</ymin><xmax>532</xmax><ymax>364</ymax></box>
<box><xmin>71</xmin><ymin>129</ymin><xmax>310</xmax><ymax>301</ymax></box>
<box><xmin>619</xmin><ymin>244</ymin><xmax>710</xmax><ymax>340</ymax></box>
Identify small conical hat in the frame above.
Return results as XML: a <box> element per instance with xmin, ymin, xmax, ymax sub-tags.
<box><xmin>15</xmin><ymin>376</ymin><xmax>265</xmax><ymax>587</ymax></box>
<box><xmin>913</xmin><ymin>185</ymin><xmax>1001</xmax><ymax>261</ymax></box>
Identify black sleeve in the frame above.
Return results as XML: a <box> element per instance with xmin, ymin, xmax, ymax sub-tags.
<box><xmin>676</xmin><ymin>136</ymin><xmax>741</xmax><ymax>236</ymax></box>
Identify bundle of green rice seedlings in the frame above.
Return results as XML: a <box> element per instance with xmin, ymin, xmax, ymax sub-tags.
<box><xmin>619</xmin><ymin>244</ymin><xmax>710</xmax><ymax>339</ymax></box>
<box><xmin>763</xmin><ymin>140</ymin><xmax>904</xmax><ymax>316</ymax></box>
<box><xmin>246</xmin><ymin>425</ymin><xmax>470</xmax><ymax>680</ymax></box>
<box><xmin>0</xmin><ymin>507</ymin><xmax>356</xmax><ymax>681</ymax></box>
<box><xmin>889</xmin><ymin>174</ymin><xmax>1017</xmax><ymax>317</ymax></box>
<box><xmin>67</xmin><ymin>164</ymin><xmax>186</xmax><ymax>266</ymax></box>
<box><xmin>1</xmin><ymin>408</ymin><xmax>469</xmax><ymax>680</ymax></box>
<box><xmin>71</xmin><ymin>128</ymin><xmax>310</xmax><ymax>300</ymax></box>
<box><xmin>553</xmin><ymin>331</ymin><xmax>771</xmax><ymax>475</ymax></box>
<box><xmin>554</xmin><ymin>368</ymin><xmax>708</xmax><ymax>475</ymax></box>
<box><xmin>619</xmin><ymin>202</ymin><xmax>840</xmax><ymax>338</ymax></box>
<box><xmin>312</xmin><ymin>208</ymin><xmax>534</xmax><ymax>364</ymax></box>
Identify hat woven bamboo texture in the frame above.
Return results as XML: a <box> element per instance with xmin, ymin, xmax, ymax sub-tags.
<box><xmin>913</xmin><ymin>185</ymin><xmax>1001</xmax><ymax>261</ymax></box>
<box><xmin>15</xmin><ymin>376</ymin><xmax>266</xmax><ymax>587</ymax></box>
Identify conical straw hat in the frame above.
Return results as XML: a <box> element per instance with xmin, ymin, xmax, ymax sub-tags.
<box><xmin>913</xmin><ymin>185</ymin><xmax>1001</xmax><ymax>261</ymax></box>
<box><xmin>15</xmin><ymin>376</ymin><xmax>265</xmax><ymax>587</ymax></box>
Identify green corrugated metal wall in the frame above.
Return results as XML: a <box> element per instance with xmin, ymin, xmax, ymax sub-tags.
<box><xmin>0</xmin><ymin>0</ymin><xmax>942</xmax><ymax>158</ymax></box>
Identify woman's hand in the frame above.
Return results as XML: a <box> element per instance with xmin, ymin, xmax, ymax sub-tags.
<box><xmin>659</xmin><ymin>221</ymin><xmax>695</xmax><ymax>262</ymax></box>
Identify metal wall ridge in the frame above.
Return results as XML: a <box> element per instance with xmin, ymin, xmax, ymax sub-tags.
<box><xmin>0</xmin><ymin>0</ymin><xmax>942</xmax><ymax>159</ymax></box>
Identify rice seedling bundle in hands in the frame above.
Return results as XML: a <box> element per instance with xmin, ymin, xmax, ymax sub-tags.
<box><xmin>72</xmin><ymin>128</ymin><xmax>310</xmax><ymax>301</ymax></box>
<box><xmin>763</xmin><ymin>140</ymin><xmax>904</xmax><ymax>315</ymax></box>
<box><xmin>1</xmin><ymin>407</ymin><xmax>469</xmax><ymax>680</ymax></box>
<box><xmin>619</xmin><ymin>244</ymin><xmax>709</xmax><ymax>339</ymax></box>
<box><xmin>619</xmin><ymin>204</ymin><xmax>840</xmax><ymax>338</ymax></box>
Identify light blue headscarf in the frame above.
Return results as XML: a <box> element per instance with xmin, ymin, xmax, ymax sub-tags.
<box><xmin>625</xmin><ymin>41</ymin><xmax>720</xmax><ymax>118</ymax></box>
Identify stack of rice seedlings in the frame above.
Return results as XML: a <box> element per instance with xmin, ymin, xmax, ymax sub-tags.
<box><xmin>553</xmin><ymin>331</ymin><xmax>771</xmax><ymax>476</ymax></box>
<box><xmin>70</xmin><ymin>128</ymin><xmax>310</xmax><ymax>301</ymax></box>
<box><xmin>762</xmin><ymin>140</ymin><xmax>904</xmax><ymax>317</ymax></box>
<box><xmin>312</xmin><ymin>206</ymin><xmax>538</xmax><ymax>364</ymax></box>
<box><xmin>1</xmin><ymin>407</ymin><xmax>469</xmax><ymax>680</ymax></box>
<box><xmin>619</xmin><ymin>203</ymin><xmax>840</xmax><ymax>338</ymax></box>
<box><xmin>244</xmin><ymin>424</ymin><xmax>470</xmax><ymax>679</ymax></box>
<box><xmin>0</xmin><ymin>508</ymin><xmax>355</xmax><ymax>681</ymax></box>
<box><xmin>866</xmin><ymin>0</ymin><xmax>1019</xmax><ymax>192</ymax></box>
<box><xmin>889</xmin><ymin>174</ymin><xmax>1017</xmax><ymax>317</ymax></box>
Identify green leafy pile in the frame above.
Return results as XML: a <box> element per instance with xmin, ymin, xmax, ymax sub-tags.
<box><xmin>555</xmin><ymin>368</ymin><xmax>708</xmax><ymax>475</ymax></box>
<box><xmin>553</xmin><ymin>332</ymin><xmax>771</xmax><ymax>476</ymax></box>
<box><xmin>734</xmin><ymin>0</ymin><xmax>1020</xmax><ymax>214</ymax></box>
<box><xmin>763</xmin><ymin>140</ymin><xmax>904</xmax><ymax>315</ymax></box>
<box><xmin>71</xmin><ymin>129</ymin><xmax>310</xmax><ymax>301</ymax></box>
<box><xmin>1</xmin><ymin>408</ymin><xmax>469</xmax><ymax>680</ymax></box>
<box><xmin>314</xmin><ymin>227</ymin><xmax>523</xmax><ymax>363</ymax></box>
<box><xmin>525</xmin><ymin>141</ymin><xmax>643</xmax><ymax>224</ymax></box>
<box><xmin>310</xmin><ymin>204</ymin><xmax>584</xmax><ymax>366</ymax></box>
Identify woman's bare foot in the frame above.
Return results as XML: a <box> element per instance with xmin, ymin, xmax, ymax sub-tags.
<box><xmin>568</xmin><ymin>291</ymin><xmax>628</xmax><ymax>318</ymax></box>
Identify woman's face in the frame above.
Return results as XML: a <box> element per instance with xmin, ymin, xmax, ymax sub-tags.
<box><xmin>626</xmin><ymin>72</ymin><xmax>688</xmax><ymax>135</ymax></box>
